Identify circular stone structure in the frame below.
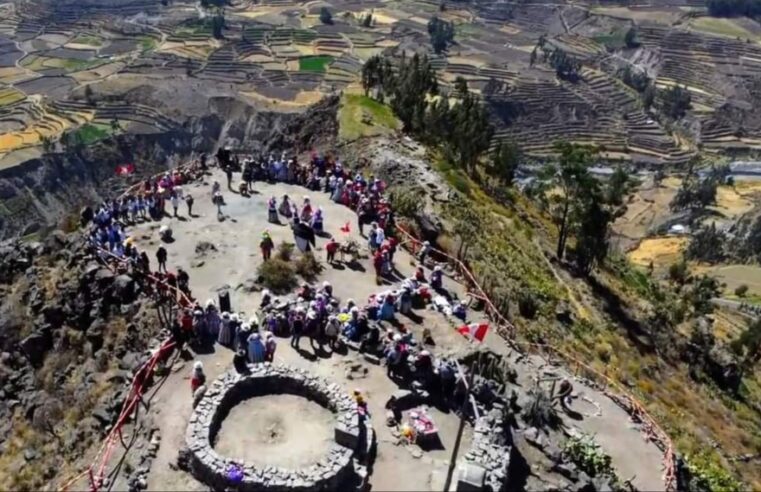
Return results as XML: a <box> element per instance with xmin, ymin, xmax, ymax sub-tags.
<box><xmin>185</xmin><ymin>363</ymin><xmax>374</xmax><ymax>491</ymax></box>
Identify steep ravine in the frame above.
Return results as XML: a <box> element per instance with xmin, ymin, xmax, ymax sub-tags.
<box><xmin>0</xmin><ymin>96</ymin><xmax>338</xmax><ymax>240</ymax></box>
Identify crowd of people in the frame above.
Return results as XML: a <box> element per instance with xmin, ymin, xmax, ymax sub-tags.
<box><xmin>81</xmin><ymin>149</ymin><xmax>478</xmax><ymax>412</ymax></box>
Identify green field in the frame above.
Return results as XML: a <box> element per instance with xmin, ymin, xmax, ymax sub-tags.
<box><xmin>72</xmin><ymin>123</ymin><xmax>112</xmax><ymax>145</ymax></box>
<box><xmin>298</xmin><ymin>55</ymin><xmax>334</xmax><ymax>73</ymax></box>
<box><xmin>72</xmin><ymin>35</ymin><xmax>103</xmax><ymax>47</ymax></box>
<box><xmin>338</xmin><ymin>93</ymin><xmax>400</xmax><ymax>141</ymax></box>
<box><xmin>592</xmin><ymin>28</ymin><xmax>630</xmax><ymax>49</ymax></box>
<box><xmin>0</xmin><ymin>87</ymin><xmax>25</xmax><ymax>106</ymax></box>
<box><xmin>139</xmin><ymin>36</ymin><xmax>157</xmax><ymax>51</ymax></box>
<box><xmin>688</xmin><ymin>16</ymin><xmax>756</xmax><ymax>39</ymax></box>
<box><xmin>21</xmin><ymin>55</ymin><xmax>101</xmax><ymax>73</ymax></box>
<box><xmin>174</xmin><ymin>19</ymin><xmax>213</xmax><ymax>38</ymax></box>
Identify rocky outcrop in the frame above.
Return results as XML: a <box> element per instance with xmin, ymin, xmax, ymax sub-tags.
<box><xmin>0</xmin><ymin>230</ymin><xmax>168</xmax><ymax>487</ymax></box>
<box><xmin>185</xmin><ymin>364</ymin><xmax>374</xmax><ymax>492</ymax></box>
<box><xmin>462</xmin><ymin>407</ymin><xmax>512</xmax><ymax>491</ymax></box>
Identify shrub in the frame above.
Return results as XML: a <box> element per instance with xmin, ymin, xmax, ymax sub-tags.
<box><xmin>517</xmin><ymin>290</ymin><xmax>539</xmax><ymax>319</ymax></box>
<box><xmin>257</xmin><ymin>258</ymin><xmax>297</xmax><ymax>293</ymax></box>
<box><xmin>294</xmin><ymin>252</ymin><xmax>323</xmax><ymax>281</ymax></box>
<box><xmin>319</xmin><ymin>7</ymin><xmax>332</xmax><ymax>24</ymax></box>
<box><xmin>668</xmin><ymin>259</ymin><xmax>688</xmax><ymax>285</ymax></box>
<box><xmin>684</xmin><ymin>452</ymin><xmax>743</xmax><ymax>492</ymax></box>
<box><xmin>276</xmin><ymin>242</ymin><xmax>295</xmax><ymax>262</ymax></box>
<box><xmin>521</xmin><ymin>387</ymin><xmax>560</xmax><ymax>430</ymax></box>
<box><xmin>388</xmin><ymin>186</ymin><xmax>422</xmax><ymax>219</ymax></box>
<box><xmin>563</xmin><ymin>434</ymin><xmax>617</xmax><ymax>480</ymax></box>
<box><xmin>595</xmin><ymin>341</ymin><xmax>613</xmax><ymax>363</ymax></box>
<box><xmin>735</xmin><ymin>284</ymin><xmax>749</xmax><ymax>298</ymax></box>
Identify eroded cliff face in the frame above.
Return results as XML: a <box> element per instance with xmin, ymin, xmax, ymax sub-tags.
<box><xmin>0</xmin><ymin>96</ymin><xmax>339</xmax><ymax>240</ymax></box>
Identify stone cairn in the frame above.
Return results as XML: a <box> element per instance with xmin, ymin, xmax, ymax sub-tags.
<box><xmin>185</xmin><ymin>363</ymin><xmax>375</xmax><ymax>491</ymax></box>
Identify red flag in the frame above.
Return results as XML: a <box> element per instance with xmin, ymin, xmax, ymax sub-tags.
<box><xmin>457</xmin><ymin>323</ymin><xmax>489</xmax><ymax>342</ymax></box>
<box><xmin>340</xmin><ymin>221</ymin><xmax>350</xmax><ymax>233</ymax></box>
<box><xmin>116</xmin><ymin>163</ymin><xmax>135</xmax><ymax>176</ymax></box>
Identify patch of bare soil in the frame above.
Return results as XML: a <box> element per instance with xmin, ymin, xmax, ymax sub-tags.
<box><xmin>213</xmin><ymin>394</ymin><xmax>335</xmax><ymax>468</ymax></box>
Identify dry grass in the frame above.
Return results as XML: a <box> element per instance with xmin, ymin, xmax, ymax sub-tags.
<box><xmin>627</xmin><ymin>236</ymin><xmax>688</xmax><ymax>268</ymax></box>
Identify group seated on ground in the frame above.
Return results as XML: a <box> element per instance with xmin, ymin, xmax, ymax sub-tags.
<box><xmin>81</xmin><ymin>149</ymin><xmax>481</xmax><ymax>409</ymax></box>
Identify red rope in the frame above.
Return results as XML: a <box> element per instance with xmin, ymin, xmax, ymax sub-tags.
<box><xmin>60</xmin><ymin>164</ymin><xmax>199</xmax><ymax>492</ymax></box>
<box><xmin>395</xmin><ymin>223</ymin><xmax>677</xmax><ymax>490</ymax></box>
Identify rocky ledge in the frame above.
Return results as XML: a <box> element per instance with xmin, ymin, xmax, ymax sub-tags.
<box><xmin>185</xmin><ymin>363</ymin><xmax>374</xmax><ymax>491</ymax></box>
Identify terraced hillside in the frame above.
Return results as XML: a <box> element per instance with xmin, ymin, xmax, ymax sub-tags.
<box><xmin>2</xmin><ymin>0</ymin><xmax>761</xmax><ymax>166</ymax></box>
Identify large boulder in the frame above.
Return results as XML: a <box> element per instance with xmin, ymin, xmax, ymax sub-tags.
<box><xmin>113</xmin><ymin>274</ymin><xmax>136</xmax><ymax>303</ymax></box>
<box><xmin>20</xmin><ymin>330</ymin><xmax>53</xmax><ymax>366</ymax></box>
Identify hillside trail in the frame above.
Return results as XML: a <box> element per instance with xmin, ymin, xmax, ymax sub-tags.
<box><xmin>120</xmin><ymin>169</ymin><xmax>665</xmax><ymax>491</ymax></box>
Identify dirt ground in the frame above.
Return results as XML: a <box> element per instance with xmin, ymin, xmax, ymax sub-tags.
<box><xmin>106</xmin><ymin>169</ymin><xmax>668</xmax><ymax>491</ymax></box>
<box><xmin>214</xmin><ymin>394</ymin><xmax>335</xmax><ymax>469</ymax></box>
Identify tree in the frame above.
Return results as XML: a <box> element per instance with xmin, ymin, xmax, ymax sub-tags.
<box><xmin>685</xmin><ymin>275</ymin><xmax>721</xmax><ymax>316</ymax></box>
<box><xmin>619</xmin><ymin>66</ymin><xmax>650</xmax><ymax>93</ymax></box>
<box><xmin>427</xmin><ymin>16</ymin><xmax>455</xmax><ymax>54</ymax></box>
<box><xmin>661</xmin><ymin>85</ymin><xmax>692</xmax><ymax>120</ymax></box>
<box><xmin>210</xmin><ymin>10</ymin><xmax>225</xmax><ymax>39</ymax></box>
<box><xmin>320</xmin><ymin>7</ymin><xmax>333</xmax><ymax>24</ymax></box>
<box><xmin>642</xmin><ymin>83</ymin><xmax>656</xmax><ymax>109</ymax></box>
<box><xmin>110</xmin><ymin>118</ymin><xmax>121</xmax><ymax>134</ymax></box>
<box><xmin>543</xmin><ymin>46</ymin><xmax>581</xmax><ymax>82</ymax></box>
<box><xmin>732</xmin><ymin>317</ymin><xmax>761</xmax><ymax>369</ymax></box>
<box><xmin>605</xmin><ymin>165</ymin><xmax>634</xmax><ymax>211</ymax></box>
<box><xmin>575</xmin><ymin>199</ymin><xmax>612</xmax><ymax>274</ymax></box>
<box><xmin>669</xmin><ymin>259</ymin><xmax>689</xmax><ymax>285</ymax></box>
<box><xmin>624</xmin><ymin>27</ymin><xmax>639</xmax><ymax>48</ymax></box>
<box><xmin>447</xmin><ymin>79</ymin><xmax>493</xmax><ymax>171</ymax></box>
<box><xmin>487</xmin><ymin>141</ymin><xmax>520</xmax><ymax>186</ymax></box>
<box><xmin>41</xmin><ymin>136</ymin><xmax>53</xmax><ymax>153</ymax></box>
<box><xmin>685</xmin><ymin>223</ymin><xmax>726</xmax><ymax>264</ymax></box>
<box><xmin>543</xmin><ymin>142</ymin><xmax>599</xmax><ymax>260</ymax></box>
<box><xmin>362</xmin><ymin>13</ymin><xmax>373</xmax><ymax>27</ymax></box>
<box><xmin>389</xmin><ymin>53</ymin><xmax>438</xmax><ymax>132</ymax></box>
<box><xmin>84</xmin><ymin>85</ymin><xmax>95</xmax><ymax>106</ymax></box>
<box><xmin>670</xmin><ymin>173</ymin><xmax>718</xmax><ymax>212</ymax></box>
<box><xmin>737</xmin><ymin>214</ymin><xmax>761</xmax><ymax>261</ymax></box>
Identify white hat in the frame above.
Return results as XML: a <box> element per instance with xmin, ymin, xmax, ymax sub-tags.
<box><xmin>262</xmin><ymin>289</ymin><xmax>271</xmax><ymax>297</ymax></box>
<box><xmin>423</xmin><ymin>241</ymin><xmax>430</xmax><ymax>246</ymax></box>
<box><xmin>323</xmin><ymin>281</ymin><xmax>331</xmax><ymax>287</ymax></box>
<box><xmin>420</xmin><ymin>350</ymin><xmax>430</xmax><ymax>357</ymax></box>
<box><xmin>296</xmin><ymin>306</ymin><xmax>305</xmax><ymax>313</ymax></box>
<box><xmin>307</xmin><ymin>310</ymin><xmax>317</xmax><ymax>320</ymax></box>
<box><xmin>434</xmin><ymin>265</ymin><xmax>442</xmax><ymax>272</ymax></box>
<box><xmin>205</xmin><ymin>299</ymin><xmax>215</xmax><ymax>308</ymax></box>
<box><xmin>222</xmin><ymin>312</ymin><xmax>230</xmax><ymax>319</ymax></box>
<box><xmin>393</xmin><ymin>334</ymin><xmax>402</xmax><ymax>342</ymax></box>
<box><xmin>193</xmin><ymin>361</ymin><xmax>203</xmax><ymax>371</ymax></box>
<box><xmin>231</xmin><ymin>313</ymin><xmax>240</xmax><ymax>322</ymax></box>
<box><xmin>249</xmin><ymin>315</ymin><xmax>259</xmax><ymax>326</ymax></box>
<box><xmin>350</xmin><ymin>306</ymin><xmax>359</xmax><ymax>314</ymax></box>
